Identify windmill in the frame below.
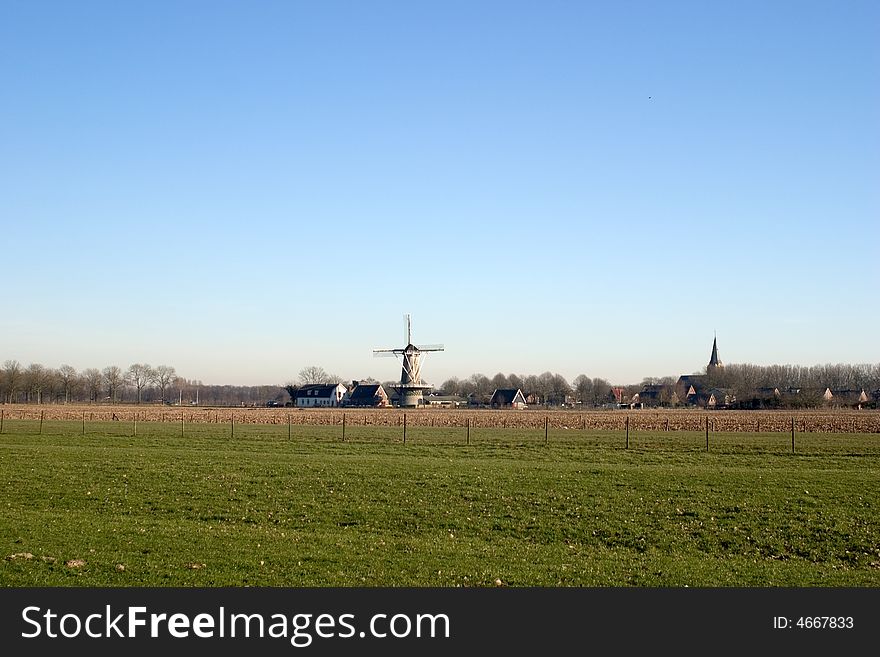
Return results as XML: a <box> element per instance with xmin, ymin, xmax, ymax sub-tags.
<box><xmin>373</xmin><ymin>314</ymin><xmax>444</xmax><ymax>408</ymax></box>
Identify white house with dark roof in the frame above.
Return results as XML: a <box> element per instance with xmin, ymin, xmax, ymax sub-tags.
<box><xmin>294</xmin><ymin>383</ymin><xmax>347</xmax><ymax>408</ymax></box>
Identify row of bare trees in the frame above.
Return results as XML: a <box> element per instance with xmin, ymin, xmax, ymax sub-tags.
<box><xmin>0</xmin><ymin>360</ymin><xmax>180</xmax><ymax>404</ymax></box>
<box><xmin>0</xmin><ymin>359</ymin><xmax>294</xmax><ymax>407</ymax></box>
<box><xmin>703</xmin><ymin>362</ymin><xmax>880</xmax><ymax>395</ymax></box>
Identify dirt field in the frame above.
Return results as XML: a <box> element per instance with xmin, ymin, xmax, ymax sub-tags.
<box><xmin>2</xmin><ymin>404</ymin><xmax>878</xmax><ymax>433</ymax></box>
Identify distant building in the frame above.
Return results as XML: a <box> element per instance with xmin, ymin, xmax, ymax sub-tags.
<box><xmin>424</xmin><ymin>392</ymin><xmax>468</xmax><ymax>408</ymax></box>
<box><xmin>676</xmin><ymin>336</ymin><xmax>724</xmax><ymax>405</ymax></box>
<box><xmin>675</xmin><ymin>375</ymin><xmax>706</xmax><ymax>406</ymax></box>
<box><xmin>705</xmin><ymin>388</ymin><xmax>734</xmax><ymax>409</ymax></box>
<box><xmin>737</xmin><ymin>387</ymin><xmax>781</xmax><ymax>409</ymax></box>
<box><xmin>345</xmin><ymin>382</ymin><xmax>389</xmax><ymax>408</ymax></box>
<box><xmin>826</xmin><ymin>389</ymin><xmax>869</xmax><ymax>409</ymax></box>
<box><xmin>489</xmin><ymin>388</ymin><xmax>528</xmax><ymax>409</ymax></box>
<box><xmin>707</xmin><ymin>335</ymin><xmax>723</xmax><ymax>374</ymax></box>
<box><xmin>294</xmin><ymin>383</ymin><xmax>347</xmax><ymax>408</ymax></box>
<box><xmin>633</xmin><ymin>384</ymin><xmax>679</xmax><ymax>408</ymax></box>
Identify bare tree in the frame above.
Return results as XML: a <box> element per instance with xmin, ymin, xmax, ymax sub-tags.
<box><xmin>2</xmin><ymin>359</ymin><xmax>22</xmax><ymax>403</ymax></box>
<box><xmin>522</xmin><ymin>374</ymin><xmax>539</xmax><ymax>402</ymax></box>
<box><xmin>440</xmin><ymin>377</ymin><xmax>462</xmax><ymax>396</ymax></box>
<box><xmin>83</xmin><ymin>368</ymin><xmax>103</xmax><ymax>403</ymax></box>
<box><xmin>508</xmin><ymin>373</ymin><xmax>524</xmax><ymax>391</ymax></box>
<box><xmin>536</xmin><ymin>372</ymin><xmax>555</xmax><ymax>405</ymax></box>
<box><xmin>491</xmin><ymin>372</ymin><xmax>510</xmax><ymax>391</ymax></box>
<box><xmin>153</xmin><ymin>365</ymin><xmax>177</xmax><ymax>401</ymax></box>
<box><xmin>102</xmin><ymin>366</ymin><xmax>123</xmax><ymax>402</ymax></box>
<box><xmin>549</xmin><ymin>373</ymin><xmax>572</xmax><ymax>406</ymax></box>
<box><xmin>127</xmin><ymin>363</ymin><xmax>156</xmax><ymax>404</ymax></box>
<box><xmin>299</xmin><ymin>365</ymin><xmax>329</xmax><ymax>385</ymax></box>
<box><xmin>57</xmin><ymin>364</ymin><xmax>79</xmax><ymax>404</ymax></box>
<box><xmin>572</xmin><ymin>374</ymin><xmax>593</xmax><ymax>405</ymax></box>
<box><xmin>23</xmin><ymin>363</ymin><xmax>48</xmax><ymax>404</ymax></box>
<box><xmin>590</xmin><ymin>377</ymin><xmax>611</xmax><ymax>406</ymax></box>
<box><xmin>466</xmin><ymin>373</ymin><xmax>493</xmax><ymax>404</ymax></box>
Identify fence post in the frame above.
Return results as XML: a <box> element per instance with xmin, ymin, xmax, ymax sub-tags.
<box><xmin>134</xmin><ymin>413</ymin><xmax>137</xmax><ymax>437</ymax></box>
<box><xmin>625</xmin><ymin>416</ymin><xmax>629</xmax><ymax>449</ymax></box>
<box><xmin>705</xmin><ymin>415</ymin><xmax>709</xmax><ymax>451</ymax></box>
<box><xmin>181</xmin><ymin>413</ymin><xmax>185</xmax><ymax>438</ymax></box>
<box><xmin>342</xmin><ymin>413</ymin><xmax>346</xmax><ymax>442</ymax></box>
<box><xmin>39</xmin><ymin>411</ymin><xmax>44</xmax><ymax>435</ymax></box>
<box><xmin>0</xmin><ymin>409</ymin><xmax>3</xmax><ymax>434</ymax></box>
<box><xmin>544</xmin><ymin>416</ymin><xmax>548</xmax><ymax>444</ymax></box>
<box><xmin>466</xmin><ymin>417</ymin><xmax>470</xmax><ymax>445</ymax></box>
<box><xmin>288</xmin><ymin>413</ymin><xmax>291</xmax><ymax>440</ymax></box>
<box><xmin>403</xmin><ymin>413</ymin><xmax>407</xmax><ymax>444</ymax></box>
<box><xmin>82</xmin><ymin>411</ymin><xmax>85</xmax><ymax>435</ymax></box>
<box><xmin>231</xmin><ymin>414</ymin><xmax>235</xmax><ymax>439</ymax></box>
<box><xmin>791</xmin><ymin>417</ymin><xmax>795</xmax><ymax>453</ymax></box>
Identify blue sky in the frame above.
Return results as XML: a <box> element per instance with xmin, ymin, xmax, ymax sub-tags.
<box><xmin>2</xmin><ymin>0</ymin><xmax>878</xmax><ymax>386</ymax></box>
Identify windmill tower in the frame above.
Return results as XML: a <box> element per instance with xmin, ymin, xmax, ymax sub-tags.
<box><xmin>373</xmin><ymin>314</ymin><xmax>444</xmax><ymax>408</ymax></box>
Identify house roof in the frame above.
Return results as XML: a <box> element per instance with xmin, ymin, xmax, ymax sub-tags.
<box><xmin>295</xmin><ymin>384</ymin><xmax>343</xmax><ymax>399</ymax></box>
<box><xmin>349</xmin><ymin>384</ymin><xmax>386</xmax><ymax>401</ymax></box>
<box><xmin>829</xmin><ymin>389</ymin><xmax>868</xmax><ymax>402</ymax></box>
<box><xmin>490</xmin><ymin>388</ymin><xmax>525</xmax><ymax>405</ymax></box>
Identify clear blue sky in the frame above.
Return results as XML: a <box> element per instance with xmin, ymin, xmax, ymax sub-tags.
<box><xmin>2</xmin><ymin>0</ymin><xmax>878</xmax><ymax>386</ymax></box>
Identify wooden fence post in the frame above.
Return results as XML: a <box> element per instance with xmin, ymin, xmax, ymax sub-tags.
<box><xmin>705</xmin><ymin>415</ymin><xmax>709</xmax><ymax>451</ymax></box>
<box><xmin>791</xmin><ymin>417</ymin><xmax>795</xmax><ymax>453</ymax></box>
<box><xmin>403</xmin><ymin>413</ymin><xmax>407</xmax><ymax>444</ymax></box>
<box><xmin>39</xmin><ymin>411</ymin><xmax>44</xmax><ymax>435</ymax></box>
<box><xmin>466</xmin><ymin>417</ymin><xmax>470</xmax><ymax>445</ymax></box>
<box><xmin>342</xmin><ymin>413</ymin><xmax>346</xmax><ymax>442</ymax></box>
<box><xmin>625</xmin><ymin>416</ymin><xmax>629</xmax><ymax>449</ymax></box>
<box><xmin>544</xmin><ymin>416</ymin><xmax>548</xmax><ymax>444</ymax></box>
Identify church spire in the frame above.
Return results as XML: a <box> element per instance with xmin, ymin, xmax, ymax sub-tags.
<box><xmin>708</xmin><ymin>334</ymin><xmax>723</xmax><ymax>372</ymax></box>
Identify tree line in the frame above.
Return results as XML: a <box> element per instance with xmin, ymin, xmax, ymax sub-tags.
<box><xmin>0</xmin><ymin>360</ymin><xmax>285</xmax><ymax>407</ymax></box>
<box><xmin>4</xmin><ymin>359</ymin><xmax>878</xmax><ymax>409</ymax></box>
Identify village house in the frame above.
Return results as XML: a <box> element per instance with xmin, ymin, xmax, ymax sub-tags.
<box><xmin>424</xmin><ymin>392</ymin><xmax>468</xmax><ymax>408</ymax></box>
<box><xmin>344</xmin><ymin>382</ymin><xmax>389</xmax><ymax>408</ymax></box>
<box><xmin>294</xmin><ymin>383</ymin><xmax>347</xmax><ymax>408</ymax></box>
<box><xmin>825</xmin><ymin>389</ymin><xmax>870</xmax><ymax>409</ymax></box>
<box><xmin>489</xmin><ymin>388</ymin><xmax>528</xmax><ymax>409</ymax></box>
<box><xmin>632</xmin><ymin>384</ymin><xmax>679</xmax><ymax>408</ymax></box>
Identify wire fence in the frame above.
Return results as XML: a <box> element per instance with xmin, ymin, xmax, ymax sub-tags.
<box><xmin>1</xmin><ymin>407</ymin><xmax>878</xmax><ymax>456</ymax></box>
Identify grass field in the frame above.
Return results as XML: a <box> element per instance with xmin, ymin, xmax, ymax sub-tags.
<box><xmin>1</xmin><ymin>418</ymin><xmax>878</xmax><ymax>587</ymax></box>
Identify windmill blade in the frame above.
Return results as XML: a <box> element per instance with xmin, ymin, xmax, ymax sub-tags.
<box><xmin>373</xmin><ymin>349</ymin><xmax>400</xmax><ymax>358</ymax></box>
<box><xmin>415</xmin><ymin>344</ymin><xmax>444</xmax><ymax>351</ymax></box>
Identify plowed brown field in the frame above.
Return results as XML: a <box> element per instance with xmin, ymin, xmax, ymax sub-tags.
<box><xmin>2</xmin><ymin>404</ymin><xmax>878</xmax><ymax>433</ymax></box>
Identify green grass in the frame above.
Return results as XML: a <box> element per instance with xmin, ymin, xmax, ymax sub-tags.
<box><xmin>1</xmin><ymin>420</ymin><xmax>878</xmax><ymax>586</ymax></box>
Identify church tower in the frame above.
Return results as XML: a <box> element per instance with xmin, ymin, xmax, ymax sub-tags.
<box><xmin>707</xmin><ymin>335</ymin><xmax>723</xmax><ymax>374</ymax></box>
